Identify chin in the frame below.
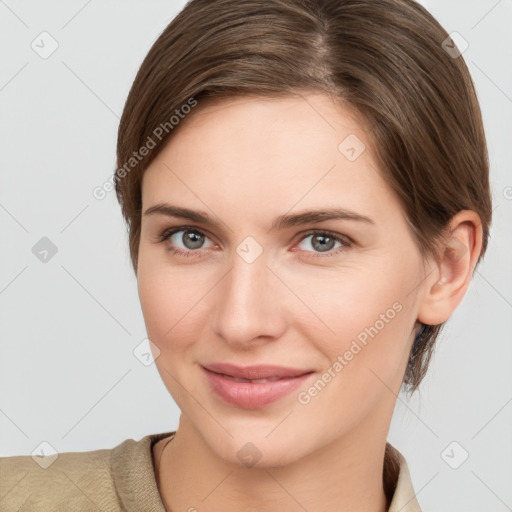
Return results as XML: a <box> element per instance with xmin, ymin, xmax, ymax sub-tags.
<box><xmin>197</xmin><ymin>422</ymin><xmax>310</xmax><ymax>469</ymax></box>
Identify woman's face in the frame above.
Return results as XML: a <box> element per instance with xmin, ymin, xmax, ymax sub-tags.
<box><xmin>137</xmin><ymin>93</ymin><xmax>429</xmax><ymax>467</ymax></box>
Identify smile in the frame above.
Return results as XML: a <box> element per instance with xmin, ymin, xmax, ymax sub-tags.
<box><xmin>201</xmin><ymin>365</ymin><xmax>315</xmax><ymax>409</ymax></box>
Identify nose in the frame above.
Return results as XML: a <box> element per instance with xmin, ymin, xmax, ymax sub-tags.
<box><xmin>210</xmin><ymin>248</ymin><xmax>288</xmax><ymax>349</ymax></box>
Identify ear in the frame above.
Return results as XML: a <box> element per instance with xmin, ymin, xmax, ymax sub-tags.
<box><xmin>417</xmin><ymin>210</ymin><xmax>483</xmax><ymax>326</ymax></box>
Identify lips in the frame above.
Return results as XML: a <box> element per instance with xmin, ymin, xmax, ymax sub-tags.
<box><xmin>201</xmin><ymin>363</ymin><xmax>315</xmax><ymax>409</ymax></box>
<box><xmin>202</xmin><ymin>362</ymin><xmax>312</xmax><ymax>381</ymax></box>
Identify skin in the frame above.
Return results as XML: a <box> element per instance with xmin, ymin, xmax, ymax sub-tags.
<box><xmin>137</xmin><ymin>93</ymin><xmax>482</xmax><ymax>512</ymax></box>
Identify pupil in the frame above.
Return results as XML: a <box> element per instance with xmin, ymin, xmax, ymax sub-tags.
<box><xmin>313</xmin><ymin>234</ymin><xmax>334</xmax><ymax>252</ymax></box>
<box><xmin>183</xmin><ymin>231</ymin><xmax>203</xmax><ymax>249</ymax></box>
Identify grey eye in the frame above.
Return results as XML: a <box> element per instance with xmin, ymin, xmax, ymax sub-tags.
<box><xmin>297</xmin><ymin>233</ymin><xmax>342</xmax><ymax>253</ymax></box>
<box><xmin>170</xmin><ymin>229</ymin><xmax>212</xmax><ymax>250</ymax></box>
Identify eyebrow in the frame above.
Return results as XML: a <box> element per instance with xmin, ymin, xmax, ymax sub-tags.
<box><xmin>143</xmin><ymin>203</ymin><xmax>375</xmax><ymax>231</ymax></box>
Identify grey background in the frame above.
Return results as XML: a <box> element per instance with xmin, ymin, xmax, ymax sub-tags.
<box><xmin>0</xmin><ymin>1</ymin><xmax>510</xmax><ymax>510</ymax></box>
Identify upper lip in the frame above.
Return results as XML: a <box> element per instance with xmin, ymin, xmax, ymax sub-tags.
<box><xmin>202</xmin><ymin>363</ymin><xmax>313</xmax><ymax>380</ymax></box>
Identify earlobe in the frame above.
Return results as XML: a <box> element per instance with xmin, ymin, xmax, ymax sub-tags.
<box><xmin>417</xmin><ymin>211</ymin><xmax>483</xmax><ymax>326</ymax></box>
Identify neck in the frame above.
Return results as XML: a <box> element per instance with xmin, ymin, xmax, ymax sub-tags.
<box><xmin>156</xmin><ymin>416</ymin><xmax>390</xmax><ymax>512</ymax></box>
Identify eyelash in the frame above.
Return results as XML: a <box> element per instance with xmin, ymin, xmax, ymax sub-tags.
<box><xmin>156</xmin><ymin>226</ymin><xmax>352</xmax><ymax>259</ymax></box>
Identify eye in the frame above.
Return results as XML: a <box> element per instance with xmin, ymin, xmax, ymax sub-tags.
<box><xmin>156</xmin><ymin>226</ymin><xmax>351</xmax><ymax>259</ymax></box>
<box><xmin>295</xmin><ymin>230</ymin><xmax>351</xmax><ymax>256</ymax></box>
<box><xmin>158</xmin><ymin>226</ymin><xmax>215</xmax><ymax>257</ymax></box>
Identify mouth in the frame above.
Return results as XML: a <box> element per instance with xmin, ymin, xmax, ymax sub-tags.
<box><xmin>201</xmin><ymin>363</ymin><xmax>315</xmax><ymax>409</ymax></box>
<box><xmin>217</xmin><ymin>374</ymin><xmax>285</xmax><ymax>383</ymax></box>
<box><xmin>202</xmin><ymin>362</ymin><xmax>314</xmax><ymax>380</ymax></box>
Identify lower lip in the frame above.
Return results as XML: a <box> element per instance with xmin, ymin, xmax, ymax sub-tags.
<box><xmin>202</xmin><ymin>367</ymin><xmax>314</xmax><ymax>409</ymax></box>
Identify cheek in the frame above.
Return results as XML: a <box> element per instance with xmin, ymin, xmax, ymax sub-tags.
<box><xmin>137</xmin><ymin>255</ymin><xmax>216</xmax><ymax>356</ymax></box>
<box><xmin>137</xmin><ymin>257</ymin><xmax>187</xmax><ymax>344</ymax></box>
<box><xmin>137</xmin><ymin>263</ymin><xmax>204</xmax><ymax>405</ymax></box>
<box><xmin>293</xmin><ymin>274</ymin><xmax>416</xmax><ymax>435</ymax></box>
<box><xmin>137</xmin><ymin>272</ymin><xmax>171</xmax><ymax>340</ymax></box>
<box><xmin>293</xmin><ymin>257</ymin><xmax>418</xmax><ymax>378</ymax></box>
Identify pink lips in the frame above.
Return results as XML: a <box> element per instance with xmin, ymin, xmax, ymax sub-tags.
<box><xmin>202</xmin><ymin>363</ymin><xmax>314</xmax><ymax>409</ymax></box>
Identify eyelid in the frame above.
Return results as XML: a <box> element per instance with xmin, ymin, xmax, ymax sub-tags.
<box><xmin>294</xmin><ymin>228</ymin><xmax>352</xmax><ymax>246</ymax></box>
<box><xmin>156</xmin><ymin>225</ymin><xmax>217</xmax><ymax>244</ymax></box>
<box><xmin>156</xmin><ymin>225</ymin><xmax>353</xmax><ymax>257</ymax></box>
<box><xmin>292</xmin><ymin>229</ymin><xmax>352</xmax><ymax>256</ymax></box>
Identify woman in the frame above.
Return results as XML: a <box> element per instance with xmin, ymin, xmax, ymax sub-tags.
<box><xmin>0</xmin><ymin>0</ymin><xmax>492</xmax><ymax>510</ymax></box>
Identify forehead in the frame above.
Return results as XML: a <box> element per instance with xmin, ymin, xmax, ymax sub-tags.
<box><xmin>172</xmin><ymin>92</ymin><xmax>368</xmax><ymax>143</ymax></box>
<box><xmin>141</xmin><ymin>93</ymin><xmax>401</xmax><ymax>228</ymax></box>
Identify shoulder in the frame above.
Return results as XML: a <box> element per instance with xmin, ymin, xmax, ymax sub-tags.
<box><xmin>386</xmin><ymin>442</ymin><xmax>422</xmax><ymax>512</ymax></box>
<box><xmin>0</xmin><ymin>444</ymin><xmax>117</xmax><ymax>511</ymax></box>
<box><xmin>0</xmin><ymin>432</ymin><xmax>173</xmax><ymax>512</ymax></box>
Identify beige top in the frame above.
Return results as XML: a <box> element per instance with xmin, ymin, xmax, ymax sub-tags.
<box><xmin>0</xmin><ymin>431</ymin><xmax>422</xmax><ymax>511</ymax></box>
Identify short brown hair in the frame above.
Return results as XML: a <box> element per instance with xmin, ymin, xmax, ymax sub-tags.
<box><xmin>115</xmin><ymin>0</ymin><xmax>492</xmax><ymax>392</ymax></box>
